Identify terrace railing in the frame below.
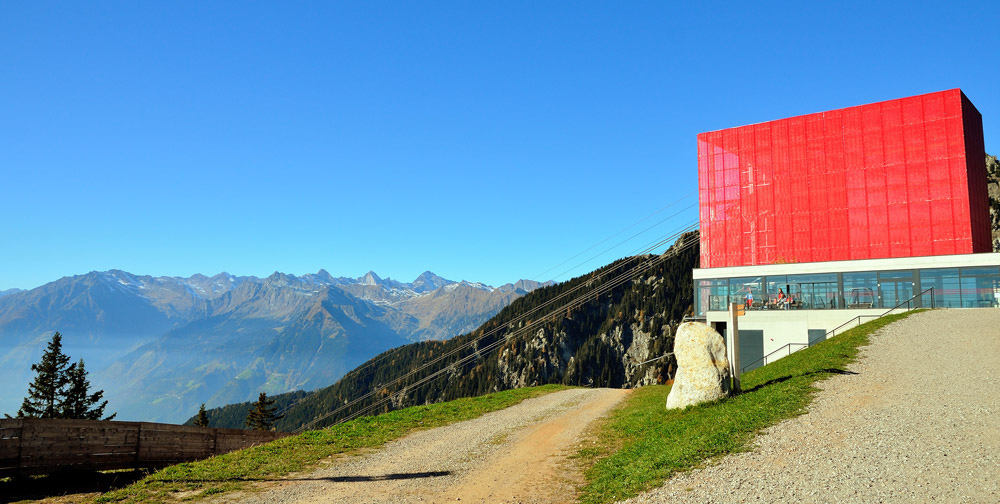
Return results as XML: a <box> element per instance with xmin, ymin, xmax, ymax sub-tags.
<box><xmin>739</xmin><ymin>287</ymin><xmax>934</xmax><ymax>373</ymax></box>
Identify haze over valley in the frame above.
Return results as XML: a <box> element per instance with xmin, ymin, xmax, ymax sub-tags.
<box><xmin>0</xmin><ymin>269</ymin><xmax>549</xmax><ymax>422</ymax></box>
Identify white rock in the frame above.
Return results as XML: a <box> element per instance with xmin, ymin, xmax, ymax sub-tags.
<box><xmin>666</xmin><ymin>322</ymin><xmax>731</xmax><ymax>409</ymax></box>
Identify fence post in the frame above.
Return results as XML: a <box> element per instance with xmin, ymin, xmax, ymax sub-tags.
<box><xmin>728</xmin><ymin>302</ymin><xmax>741</xmax><ymax>394</ymax></box>
<box><xmin>134</xmin><ymin>422</ymin><xmax>142</xmax><ymax>470</ymax></box>
<box><xmin>16</xmin><ymin>420</ymin><xmax>24</xmax><ymax>479</ymax></box>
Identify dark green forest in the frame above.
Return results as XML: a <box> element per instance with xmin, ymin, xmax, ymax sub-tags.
<box><xmin>190</xmin><ymin>232</ymin><xmax>700</xmax><ymax>431</ymax></box>
<box><xmin>183</xmin><ymin>390</ymin><xmax>308</xmax><ymax>429</ymax></box>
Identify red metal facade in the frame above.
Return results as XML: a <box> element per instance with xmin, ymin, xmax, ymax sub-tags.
<box><xmin>698</xmin><ymin>89</ymin><xmax>989</xmax><ymax>269</ymax></box>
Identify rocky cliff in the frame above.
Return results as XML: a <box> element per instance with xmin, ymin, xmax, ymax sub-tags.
<box><xmin>987</xmin><ymin>154</ymin><xmax>999</xmax><ymax>251</ymax></box>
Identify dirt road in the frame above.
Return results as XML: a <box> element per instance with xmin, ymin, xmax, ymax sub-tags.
<box><xmin>227</xmin><ymin>388</ymin><xmax>628</xmax><ymax>504</ymax></box>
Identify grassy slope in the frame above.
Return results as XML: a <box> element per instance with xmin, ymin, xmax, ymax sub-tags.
<box><xmin>97</xmin><ymin>384</ymin><xmax>570</xmax><ymax>504</ymax></box>
<box><xmin>94</xmin><ymin>311</ymin><xmax>913</xmax><ymax>504</ymax></box>
<box><xmin>577</xmin><ymin>311</ymin><xmax>918</xmax><ymax>504</ymax></box>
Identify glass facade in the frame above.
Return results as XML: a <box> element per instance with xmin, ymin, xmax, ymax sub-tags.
<box><xmin>695</xmin><ymin>266</ymin><xmax>1000</xmax><ymax>315</ymax></box>
<box><xmin>878</xmin><ymin>270</ymin><xmax>914</xmax><ymax>308</ymax></box>
<box><xmin>764</xmin><ymin>275</ymin><xmax>788</xmax><ymax>308</ymax></box>
<box><xmin>787</xmin><ymin>273</ymin><xmax>838</xmax><ymax>310</ymax></box>
<box><xmin>959</xmin><ymin>266</ymin><xmax>1000</xmax><ymax>308</ymax></box>
<box><xmin>843</xmin><ymin>271</ymin><xmax>877</xmax><ymax>308</ymax></box>
<box><xmin>920</xmin><ymin>268</ymin><xmax>961</xmax><ymax>308</ymax></box>
<box><xmin>696</xmin><ymin>278</ymin><xmax>729</xmax><ymax>312</ymax></box>
<box><xmin>729</xmin><ymin>276</ymin><xmax>763</xmax><ymax>308</ymax></box>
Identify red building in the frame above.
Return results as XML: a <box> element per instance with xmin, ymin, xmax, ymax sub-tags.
<box><xmin>697</xmin><ymin>89</ymin><xmax>989</xmax><ymax>269</ymax></box>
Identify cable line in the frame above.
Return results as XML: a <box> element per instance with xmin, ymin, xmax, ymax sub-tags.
<box><xmin>278</xmin><ymin>188</ymin><xmax>702</xmax><ymax>433</ymax></box>
<box><xmin>290</xmin><ymin>222</ymin><xmax>698</xmax><ymax>432</ymax></box>
<box><xmin>321</xmin><ymin>233</ymin><xmax>701</xmax><ymax>428</ymax></box>
<box><xmin>548</xmin><ymin>204</ymin><xmax>698</xmax><ymax>282</ymax></box>
<box><xmin>299</xmin><ymin>228</ymin><xmax>700</xmax><ymax>431</ymax></box>
<box><xmin>285</xmin><ymin>218</ymin><xmax>694</xmax><ymax>415</ymax></box>
<box><xmin>294</xmin><ymin>227</ymin><xmax>701</xmax><ymax>432</ymax></box>
<box><xmin>531</xmin><ymin>190</ymin><xmax>696</xmax><ymax>281</ymax></box>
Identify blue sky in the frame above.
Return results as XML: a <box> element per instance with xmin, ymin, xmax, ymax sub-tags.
<box><xmin>2</xmin><ymin>1</ymin><xmax>998</xmax><ymax>291</ymax></box>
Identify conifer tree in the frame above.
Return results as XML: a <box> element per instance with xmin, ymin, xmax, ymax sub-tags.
<box><xmin>194</xmin><ymin>403</ymin><xmax>209</xmax><ymax>427</ymax></box>
<box><xmin>17</xmin><ymin>332</ymin><xmax>72</xmax><ymax>418</ymax></box>
<box><xmin>245</xmin><ymin>392</ymin><xmax>282</xmax><ymax>431</ymax></box>
<box><xmin>62</xmin><ymin>359</ymin><xmax>116</xmax><ymax>420</ymax></box>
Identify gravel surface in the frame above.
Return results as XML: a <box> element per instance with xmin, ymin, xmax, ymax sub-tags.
<box><xmin>222</xmin><ymin>387</ymin><xmax>628</xmax><ymax>504</ymax></box>
<box><xmin>622</xmin><ymin>308</ymin><xmax>1000</xmax><ymax>504</ymax></box>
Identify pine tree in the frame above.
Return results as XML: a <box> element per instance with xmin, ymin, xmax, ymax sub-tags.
<box><xmin>245</xmin><ymin>392</ymin><xmax>282</xmax><ymax>431</ymax></box>
<box><xmin>17</xmin><ymin>332</ymin><xmax>72</xmax><ymax>418</ymax></box>
<box><xmin>62</xmin><ymin>359</ymin><xmax>116</xmax><ymax>420</ymax></box>
<box><xmin>194</xmin><ymin>403</ymin><xmax>209</xmax><ymax>427</ymax></box>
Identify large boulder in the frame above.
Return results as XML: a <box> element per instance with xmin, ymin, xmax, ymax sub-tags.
<box><xmin>666</xmin><ymin>322</ymin><xmax>731</xmax><ymax>409</ymax></box>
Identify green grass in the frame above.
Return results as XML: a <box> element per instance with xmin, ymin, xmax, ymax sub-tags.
<box><xmin>576</xmin><ymin>311</ymin><xmax>919</xmax><ymax>504</ymax></box>
<box><xmin>96</xmin><ymin>384</ymin><xmax>570</xmax><ymax>503</ymax></box>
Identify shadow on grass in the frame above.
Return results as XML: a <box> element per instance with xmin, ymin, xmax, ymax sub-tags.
<box><xmin>741</xmin><ymin>368</ymin><xmax>859</xmax><ymax>394</ymax></box>
<box><xmin>0</xmin><ymin>469</ymin><xmax>148</xmax><ymax>504</ymax></box>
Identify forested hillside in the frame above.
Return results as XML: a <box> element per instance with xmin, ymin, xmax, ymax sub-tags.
<box><xmin>190</xmin><ymin>390</ymin><xmax>309</xmax><ymax>429</ymax></box>
<box><xmin>192</xmin><ymin>232</ymin><xmax>699</xmax><ymax>431</ymax></box>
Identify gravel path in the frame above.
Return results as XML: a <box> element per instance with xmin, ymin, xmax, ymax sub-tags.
<box><xmin>623</xmin><ymin>308</ymin><xmax>1000</xmax><ymax>504</ymax></box>
<box><xmin>225</xmin><ymin>387</ymin><xmax>628</xmax><ymax>504</ymax></box>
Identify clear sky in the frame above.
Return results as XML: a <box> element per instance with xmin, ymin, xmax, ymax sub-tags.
<box><xmin>2</xmin><ymin>1</ymin><xmax>998</xmax><ymax>291</ymax></box>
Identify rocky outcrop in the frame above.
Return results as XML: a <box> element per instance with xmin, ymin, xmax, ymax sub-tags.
<box><xmin>988</xmin><ymin>154</ymin><xmax>999</xmax><ymax>251</ymax></box>
<box><xmin>494</xmin><ymin>315</ymin><xmax>679</xmax><ymax>392</ymax></box>
<box><xmin>666</xmin><ymin>322</ymin><xmax>730</xmax><ymax>409</ymax></box>
<box><xmin>496</xmin><ymin>327</ymin><xmax>574</xmax><ymax>388</ymax></box>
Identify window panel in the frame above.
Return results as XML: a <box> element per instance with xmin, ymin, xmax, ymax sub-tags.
<box><xmin>787</xmin><ymin>273</ymin><xmax>839</xmax><ymax>310</ymax></box>
<box><xmin>844</xmin><ymin>272</ymin><xmax>877</xmax><ymax>308</ymax></box>
<box><xmin>920</xmin><ymin>268</ymin><xmax>961</xmax><ymax>308</ymax></box>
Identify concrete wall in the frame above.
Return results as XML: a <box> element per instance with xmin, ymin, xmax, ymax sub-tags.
<box><xmin>704</xmin><ymin>307</ymin><xmax>894</xmax><ymax>371</ymax></box>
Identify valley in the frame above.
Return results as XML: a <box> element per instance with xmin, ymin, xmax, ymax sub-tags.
<box><xmin>0</xmin><ymin>269</ymin><xmax>548</xmax><ymax>422</ymax></box>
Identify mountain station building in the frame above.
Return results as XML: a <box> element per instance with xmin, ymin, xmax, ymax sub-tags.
<box><xmin>691</xmin><ymin>89</ymin><xmax>1000</xmax><ymax>371</ymax></box>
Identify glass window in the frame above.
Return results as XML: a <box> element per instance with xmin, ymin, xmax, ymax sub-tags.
<box><xmin>764</xmin><ymin>275</ymin><xmax>789</xmax><ymax>310</ymax></box>
<box><xmin>729</xmin><ymin>276</ymin><xmax>763</xmax><ymax>310</ymax></box>
<box><xmin>843</xmin><ymin>271</ymin><xmax>877</xmax><ymax>308</ymax></box>
<box><xmin>878</xmin><ymin>270</ymin><xmax>915</xmax><ymax>309</ymax></box>
<box><xmin>960</xmin><ymin>274</ymin><xmax>1000</xmax><ymax>308</ymax></box>
<box><xmin>696</xmin><ymin>265</ymin><xmax>999</xmax><ymax>313</ymax></box>
<box><xmin>696</xmin><ymin>279</ymin><xmax>729</xmax><ymax>315</ymax></box>
<box><xmin>787</xmin><ymin>273</ymin><xmax>838</xmax><ymax>310</ymax></box>
<box><xmin>959</xmin><ymin>266</ymin><xmax>1000</xmax><ymax>277</ymax></box>
<box><xmin>920</xmin><ymin>268</ymin><xmax>961</xmax><ymax>308</ymax></box>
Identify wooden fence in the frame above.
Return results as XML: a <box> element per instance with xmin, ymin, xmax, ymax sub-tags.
<box><xmin>0</xmin><ymin>418</ymin><xmax>289</xmax><ymax>478</ymax></box>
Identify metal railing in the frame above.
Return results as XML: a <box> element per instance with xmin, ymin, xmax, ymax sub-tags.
<box><xmin>822</xmin><ymin>287</ymin><xmax>935</xmax><ymax>340</ymax></box>
<box><xmin>739</xmin><ymin>287</ymin><xmax>934</xmax><ymax>373</ymax></box>
<box><xmin>740</xmin><ymin>342</ymin><xmax>810</xmax><ymax>373</ymax></box>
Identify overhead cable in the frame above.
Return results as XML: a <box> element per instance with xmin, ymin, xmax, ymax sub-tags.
<box><xmin>295</xmin><ymin>224</ymin><xmax>701</xmax><ymax>432</ymax></box>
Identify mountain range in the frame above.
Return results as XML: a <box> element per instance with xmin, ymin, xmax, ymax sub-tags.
<box><xmin>194</xmin><ymin>232</ymin><xmax>701</xmax><ymax>431</ymax></box>
<box><xmin>0</xmin><ymin>269</ymin><xmax>549</xmax><ymax>422</ymax></box>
